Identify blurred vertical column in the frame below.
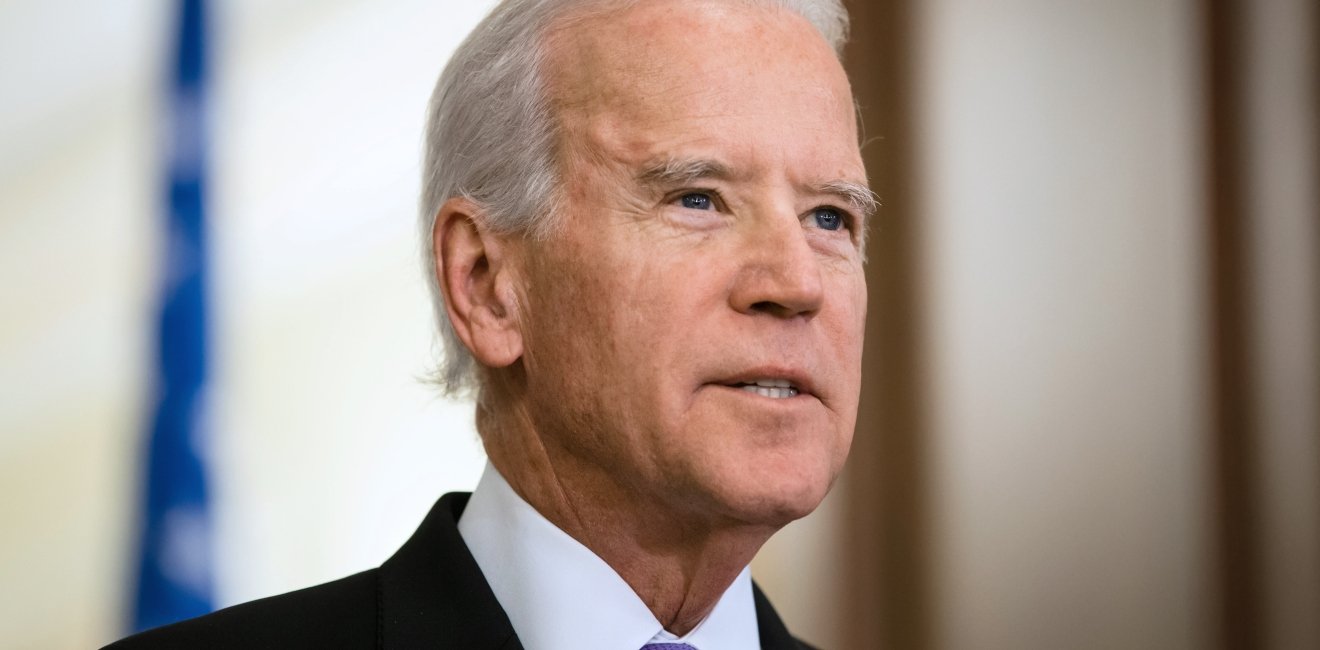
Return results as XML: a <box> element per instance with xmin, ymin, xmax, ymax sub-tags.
<box><xmin>132</xmin><ymin>0</ymin><xmax>214</xmax><ymax>633</ymax></box>
<box><xmin>1201</xmin><ymin>0</ymin><xmax>1261</xmax><ymax>644</ymax></box>
<box><xmin>1204</xmin><ymin>0</ymin><xmax>1320</xmax><ymax>648</ymax></box>
<box><xmin>1244</xmin><ymin>0</ymin><xmax>1320</xmax><ymax>646</ymax></box>
<box><xmin>841</xmin><ymin>1</ymin><xmax>932</xmax><ymax>649</ymax></box>
<box><xmin>911</xmin><ymin>1</ymin><xmax>1211</xmax><ymax>648</ymax></box>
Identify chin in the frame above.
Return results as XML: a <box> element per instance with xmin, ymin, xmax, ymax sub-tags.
<box><xmin>662</xmin><ymin>394</ymin><xmax>854</xmax><ymax>527</ymax></box>
<box><xmin>704</xmin><ymin>451</ymin><xmax>842</xmax><ymax>527</ymax></box>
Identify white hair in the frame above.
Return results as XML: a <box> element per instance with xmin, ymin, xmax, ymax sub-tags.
<box><xmin>419</xmin><ymin>0</ymin><xmax>852</xmax><ymax>396</ymax></box>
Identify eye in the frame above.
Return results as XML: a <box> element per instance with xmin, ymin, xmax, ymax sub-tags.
<box><xmin>811</xmin><ymin>207</ymin><xmax>846</xmax><ymax>231</ymax></box>
<box><xmin>680</xmin><ymin>193</ymin><xmax>715</xmax><ymax>211</ymax></box>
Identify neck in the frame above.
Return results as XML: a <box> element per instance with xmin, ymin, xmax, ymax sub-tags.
<box><xmin>476</xmin><ymin>394</ymin><xmax>777</xmax><ymax>635</ymax></box>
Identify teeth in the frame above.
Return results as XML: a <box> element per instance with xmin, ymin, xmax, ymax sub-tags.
<box><xmin>752</xmin><ymin>379</ymin><xmax>793</xmax><ymax>388</ymax></box>
<box><xmin>739</xmin><ymin>384</ymin><xmax>799</xmax><ymax>399</ymax></box>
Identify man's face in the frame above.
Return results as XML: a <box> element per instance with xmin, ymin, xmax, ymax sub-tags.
<box><xmin>514</xmin><ymin>0</ymin><xmax>868</xmax><ymax>527</ymax></box>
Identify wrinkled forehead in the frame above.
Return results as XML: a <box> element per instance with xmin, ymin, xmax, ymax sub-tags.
<box><xmin>541</xmin><ymin>0</ymin><xmax>858</xmax><ymax>143</ymax></box>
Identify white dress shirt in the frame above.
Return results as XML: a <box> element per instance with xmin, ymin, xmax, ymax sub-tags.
<box><xmin>457</xmin><ymin>462</ymin><xmax>761</xmax><ymax>650</ymax></box>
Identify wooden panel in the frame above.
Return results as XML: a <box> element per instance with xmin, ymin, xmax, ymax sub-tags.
<box><xmin>1201</xmin><ymin>1</ymin><xmax>1261</xmax><ymax>647</ymax></box>
<box><xmin>841</xmin><ymin>1</ymin><xmax>931</xmax><ymax>648</ymax></box>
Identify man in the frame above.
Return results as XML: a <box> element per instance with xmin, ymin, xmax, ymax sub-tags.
<box><xmin>108</xmin><ymin>0</ymin><xmax>873</xmax><ymax>647</ymax></box>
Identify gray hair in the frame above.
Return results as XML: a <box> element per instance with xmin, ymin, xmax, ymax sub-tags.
<box><xmin>419</xmin><ymin>0</ymin><xmax>852</xmax><ymax>396</ymax></box>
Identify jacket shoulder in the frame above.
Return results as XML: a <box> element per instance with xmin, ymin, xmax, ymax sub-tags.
<box><xmin>103</xmin><ymin>569</ymin><xmax>379</xmax><ymax>649</ymax></box>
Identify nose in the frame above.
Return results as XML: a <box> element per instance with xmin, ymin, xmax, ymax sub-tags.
<box><xmin>728</xmin><ymin>216</ymin><xmax>825</xmax><ymax>319</ymax></box>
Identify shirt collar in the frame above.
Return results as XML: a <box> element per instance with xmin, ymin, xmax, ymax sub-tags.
<box><xmin>457</xmin><ymin>462</ymin><xmax>760</xmax><ymax>650</ymax></box>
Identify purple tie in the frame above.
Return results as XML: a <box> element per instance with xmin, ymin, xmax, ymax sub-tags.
<box><xmin>641</xmin><ymin>645</ymin><xmax>698</xmax><ymax>650</ymax></box>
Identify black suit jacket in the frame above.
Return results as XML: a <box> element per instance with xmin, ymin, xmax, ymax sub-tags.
<box><xmin>106</xmin><ymin>492</ymin><xmax>817</xmax><ymax>649</ymax></box>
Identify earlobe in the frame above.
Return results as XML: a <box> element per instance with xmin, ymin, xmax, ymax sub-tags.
<box><xmin>432</xmin><ymin>198</ymin><xmax>525</xmax><ymax>369</ymax></box>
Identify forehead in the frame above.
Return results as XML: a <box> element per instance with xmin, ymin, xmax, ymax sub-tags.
<box><xmin>542</xmin><ymin>0</ymin><xmax>862</xmax><ymax>179</ymax></box>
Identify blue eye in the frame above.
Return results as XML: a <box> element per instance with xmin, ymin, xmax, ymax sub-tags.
<box><xmin>812</xmin><ymin>207</ymin><xmax>845</xmax><ymax>231</ymax></box>
<box><xmin>680</xmin><ymin>193</ymin><xmax>714</xmax><ymax>210</ymax></box>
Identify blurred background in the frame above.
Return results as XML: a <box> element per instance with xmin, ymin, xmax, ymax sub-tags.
<box><xmin>0</xmin><ymin>0</ymin><xmax>1314</xmax><ymax>648</ymax></box>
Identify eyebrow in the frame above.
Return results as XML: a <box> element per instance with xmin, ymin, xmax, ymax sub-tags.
<box><xmin>636</xmin><ymin>157</ymin><xmax>736</xmax><ymax>186</ymax></box>
<box><xmin>816</xmin><ymin>179</ymin><xmax>881</xmax><ymax>222</ymax></box>
<box><xmin>636</xmin><ymin>156</ymin><xmax>880</xmax><ymax>222</ymax></box>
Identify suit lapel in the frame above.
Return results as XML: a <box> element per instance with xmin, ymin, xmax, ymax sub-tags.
<box><xmin>377</xmin><ymin>492</ymin><xmax>524</xmax><ymax>649</ymax></box>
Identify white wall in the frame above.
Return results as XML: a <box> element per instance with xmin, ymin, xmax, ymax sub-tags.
<box><xmin>208</xmin><ymin>0</ymin><xmax>495</xmax><ymax>610</ymax></box>
<box><xmin>0</xmin><ymin>2</ymin><xmax>496</xmax><ymax>646</ymax></box>
<box><xmin>1</xmin><ymin>2</ymin><xmax>166</xmax><ymax>647</ymax></box>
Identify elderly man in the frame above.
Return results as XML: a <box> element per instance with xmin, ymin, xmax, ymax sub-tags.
<box><xmin>109</xmin><ymin>0</ymin><xmax>872</xmax><ymax>648</ymax></box>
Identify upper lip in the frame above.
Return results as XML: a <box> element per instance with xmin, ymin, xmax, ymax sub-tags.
<box><xmin>712</xmin><ymin>366</ymin><xmax>819</xmax><ymax>398</ymax></box>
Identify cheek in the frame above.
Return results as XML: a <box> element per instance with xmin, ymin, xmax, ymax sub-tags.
<box><xmin>520</xmin><ymin>251</ymin><xmax>614</xmax><ymax>397</ymax></box>
<box><xmin>822</xmin><ymin>273</ymin><xmax>868</xmax><ymax>422</ymax></box>
<box><xmin>849</xmin><ymin>280</ymin><xmax>868</xmax><ymax>360</ymax></box>
<box><xmin>826</xmin><ymin>269</ymin><xmax>868</xmax><ymax>351</ymax></box>
<box><xmin>603</xmin><ymin>248</ymin><xmax>726</xmax><ymax>356</ymax></box>
<box><xmin>523</xmin><ymin>240</ymin><xmax>679</xmax><ymax>400</ymax></box>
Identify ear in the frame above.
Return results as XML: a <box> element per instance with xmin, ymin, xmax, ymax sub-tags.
<box><xmin>432</xmin><ymin>198</ymin><xmax>525</xmax><ymax>369</ymax></box>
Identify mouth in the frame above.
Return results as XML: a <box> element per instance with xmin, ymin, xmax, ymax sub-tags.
<box><xmin>730</xmin><ymin>378</ymin><xmax>801</xmax><ymax>400</ymax></box>
<box><xmin>710</xmin><ymin>367</ymin><xmax>818</xmax><ymax>402</ymax></box>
